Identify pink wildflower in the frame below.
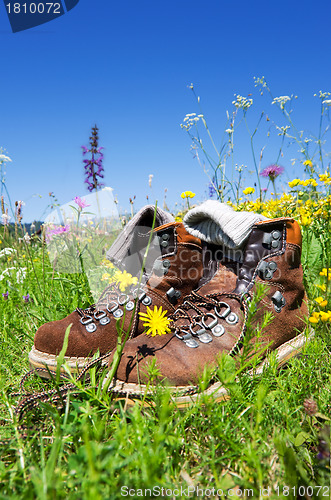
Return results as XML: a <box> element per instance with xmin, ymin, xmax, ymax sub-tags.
<box><xmin>74</xmin><ymin>196</ymin><xmax>91</xmax><ymax>209</ymax></box>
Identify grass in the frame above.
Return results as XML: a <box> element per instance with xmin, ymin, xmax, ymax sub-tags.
<box><xmin>0</xmin><ymin>79</ymin><xmax>330</xmax><ymax>498</ymax></box>
<box><xmin>0</xmin><ymin>212</ymin><xmax>330</xmax><ymax>499</ymax></box>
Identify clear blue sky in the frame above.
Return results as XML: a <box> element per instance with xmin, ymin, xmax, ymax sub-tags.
<box><xmin>1</xmin><ymin>0</ymin><xmax>330</xmax><ymax>222</ymax></box>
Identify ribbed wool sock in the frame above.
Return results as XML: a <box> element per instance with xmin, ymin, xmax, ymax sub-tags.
<box><xmin>183</xmin><ymin>200</ymin><xmax>267</xmax><ymax>249</ymax></box>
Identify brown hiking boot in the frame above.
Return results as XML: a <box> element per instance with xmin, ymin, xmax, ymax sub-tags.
<box><xmin>109</xmin><ymin>217</ymin><xmax>310</xmax><ymax>404</ymax></box>
<box><xmin>29</xmin><ymin>222</ymin><xmax>224</xmax><ymax>376</ymax></box>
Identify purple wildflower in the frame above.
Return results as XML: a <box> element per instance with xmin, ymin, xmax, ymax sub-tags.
<box><xmin>46</xmin><ymin>224</ymin><xmax>70</xmax><ymax>242</ymax></box>
<box><xmin>2</xmin><ymin>291</ymin><xmax>9</xmax><ymax>300</ymax></box>
<box><xmin>260</xmin><ymin>164</ymin><xmax>284</xmax><ymax>181</ymax></box>
<box><xmin>81</xmin><ymin>125</ymin><xmax>105</xmax><ymax>193</ymax></box>
<box><xmin>208</xmin><ymin>182</ymin><xmax>216</xmax><ymax>198</ymax></box>
<box><xmin>74</xmin><ymin>196</ymin><xmax>91</xmax><ymax>209</ymax></box>
<box><xmin>23</xmin><ymin>293</ymin><xmax>30</xmax><ymax>303</ymax></box>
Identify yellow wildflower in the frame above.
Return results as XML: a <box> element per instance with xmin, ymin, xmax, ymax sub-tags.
<box><xmin>319</xmin><ymin>173</ymin><xmax>331</xmax><ymax>184</ymax></box>
<box><xmin>114</xmin><ymin>270</ymin><xmax>138</xmax><ymax>291</ymax></box>
<box><xmin>319</xmin><ymin>268</ymin><xmax>331</xmax><ymax>280</ymax></box>
<box><xmin>288</xmin><ymin>179</ymin><xmax>301</xmax><ymax>188</ymax></box>
<box><xmin>243</xmin><ymin>187</ymin><xmax>255</xmax><ymax>195</ymax></box>
<box><xmin>315</xmin><ymin>297</ymin><xmax>328</xmax><ymax>307</ymax></box>
<box><xmin>181</xmin><ymin>191</ymin><xmax>196</xmax><ymax>199</ymax></box>
<box><xmin>319</xmin><ymin>311</ymin><xmax>331</xmax><ymax>322</ymax></box>
<box><xmin>102</xmin><ymin>272</ymin><xmax>111</xmax><ymax>281</ymax></box>
<box><xmin>101</xmin><ymin>259</ymin><xmax>114</xmax><ymax>269</ymax></box>
<box><xmin>309</xmin><ymin>314</ymin><xmax>319</xmax><ymax>324</ymax></box>
<box><xmin>139</xmin><ymin>305</ymin><xmax>171</xmax><ymax>336</ymax></box>
<box><xmin>303</xmin><ymin>160</ymin><xmax>313</xmax><ymax>168</ymax></box>
<box><xmin>300</xmin><ymin>215</ymin><xmax>311</xmax><ymax>226</ymax></box>
<box><xmin>175</xmin><ymin>216</ymin><xmax>182</xmax><ymax>222</ymax></box>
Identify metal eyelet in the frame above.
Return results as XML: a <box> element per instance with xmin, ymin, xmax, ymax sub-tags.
<box><xmin>133</xmin><ymin>288</ymin><xmax>146</xmax><ymax>301</ymax></box>
<box><xmin>86</xmin><ymin>322</ymin><xmax>97</xmax><ymax>333</ymax></box>
<box><xmin>201</xmin><ymin>313</ymin><xmax>218</xmax><ymax>330</ymax></box>
<box><xmin>190</xmin><ymin>323</ymin><xmax>206</xmax><ymax>336</ymax></box>
<box><xmin>94</xmin><ymin>310</ymin><xmax>106</xmax><ymax>320</ymax></box>
<box><xmin>226</xmin><ymin>312</ymin><xmax>239</xmax><ymax>325</ymax></box>
<box><xmin>175</xmin><ymin>330</ymin><xmax>200</xmax><ymax>348</ymax></box>
<box><xmin>214</xmin><ymin>302</ymin><xmax>231</xmax><ymax>319</ymax></box>
<box><xmin>80</xmin><ymin>315</ymin><xmax>93</xmax><ymax>325</ymax></box>
<box><xmin>125</xmin><ymin>301</ymin><xmax>135</xmax><ymax>311</ymax></box>
<box><xmin>142</xmin><ymin>296</ymin><xmax>152</xmax><ymax>306</ymax></box>
<box><xmin>118</xmin><ymin>294</ymin><xmax>129</xmax><ymax>306</ymax></box>
<box><xmin>198</xmin><ymin>332</ymin><xmax>213</xmax><ymax>343</ymax></box>
<box><xmin>99</xmin><ymin>316</ymin><xmax>111</xmax><ymax>325</ymax></box>
<box><xmin>271</xmin><ymin>290</ymin><xmax>286</xmax><ymax>313</ymax></box>
<box><xmin>113</xmin><ymin>309</ymin><xmax>124</xmax><ymax>318</ymax></box>
<box><xmin>107</xmin><ymin>301</ymin><xmax>118</xmax><ymax>313</ymax></box>
<box><xmin>185</xmin><ymin>338</ymin><xmax>199</xmax><ymax>348</ymax></box>
<box><xmin>212</xmin><ymin>324</ymin><xmax>225</xmax><ymax>337</ymax></box>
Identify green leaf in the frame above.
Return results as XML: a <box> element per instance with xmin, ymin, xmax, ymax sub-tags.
<box><xmin>294</xmin><ymin>431</ymin><xmax>311</xmax><ymax>447</ymax></box>
<box><xmin>56</xmin><ymin>323</ymin><xmax>72</xmax><ymax>384</ymax></box>
<box><xmin>302</xmin><ymin>232</ymin><xmax>323</xmax><ymax>277</ymax></box>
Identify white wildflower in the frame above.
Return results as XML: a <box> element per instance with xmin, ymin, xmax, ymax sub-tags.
<box><xmin>1</xmin><ymin>214</ymin><xmax>11</xmax><ymax>225</ymax></box>
<box><xmin>0</xmin><ymin>266</ymin><xmax>26</xmax><ymax>283</ymax></box>
<box><xmin>232</xmin><ymin>94</ymin><xmax>253</xmax><ymax>111</ymax></box>
<box><xmin>180</xmin><ymin>113</ymin><xmax>202</xmax><ymax>130</ymax></box>
<box><xmin>322</xmin><ymin>99</ymin><xmax>331</xmax><ymax>106</ymax></box>
<box><xmin>0</xmin><ymin>247</ymin><xmax>17</xmax><ymax>258</ymax></box>
<box><xmin>272</xmin><ymin>96</ymin><xmax>291</xmax><ymax>109</ymax></box>
<box><xmin>225</xmin><ymin>128</ymin><xmax>233</xmax><ymax>134</ymax></box>
<box><xmin>16</xmin><ymin>267</ymin><xmax>27</xmax><ymax>283</ymax></box>
<box><xmin>148</xmin><ymin>174</ymin><xmax>153</xmax><ymax>188</ymax></box>
<box><xmin>0</xmin><ymin>154</ymin><xmax>12</xmax><ymax>163</ymax></box>
<box><xmin>276</xmin><ymin>125</ymin><xmax>290</xmax><ymax>136</ymax></box>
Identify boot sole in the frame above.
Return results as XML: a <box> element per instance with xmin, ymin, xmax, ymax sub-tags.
<box><xmin>29</xmin><ymin>346</ymin><xmax>95</xmax><ymax>379</ymax></box>
<box><xmin>106</xmin><ymin>330</ymin><xmax>314</xmax><ymax>409</ymax></box>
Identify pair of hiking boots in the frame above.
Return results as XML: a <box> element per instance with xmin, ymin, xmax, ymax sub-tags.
<box><xmin>29</xmin><ymin>212</ymin><xmax>309</xmax><ymax>403</ymax></box>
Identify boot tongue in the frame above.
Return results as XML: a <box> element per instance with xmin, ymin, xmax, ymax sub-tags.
<box><xmin>233</xmin><ymin>220</ymin><xmax>286</xmax><ymax>294</ymax></box>
<box><xmin>106</xmin><ymin>205</ymin><xmax>174</xmax><ymax>272</ymax></box>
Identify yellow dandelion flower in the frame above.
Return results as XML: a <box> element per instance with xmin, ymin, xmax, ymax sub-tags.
<box><xmin>303</xmin><ymin>160</ymin><xmax>313</xmax><ymax>168</ymax></box>
<box><xmin>243</xmin><ymin>187</ymin><xmax>255</xmax><ymax>195</ymax></box>
<box><xmin>175</xmin><ymin>216</ymin><xmax>182</xmax><ymax>222</ymax></box>
<box><xmin>114</xmin><ymin>270</ymin><xmax>138</xmax><ymax>291</ymax></box>
<box><xmin>139</xmin><ymin>305</ymin><xmax>171</xmax><ymax>336</ymax></box>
